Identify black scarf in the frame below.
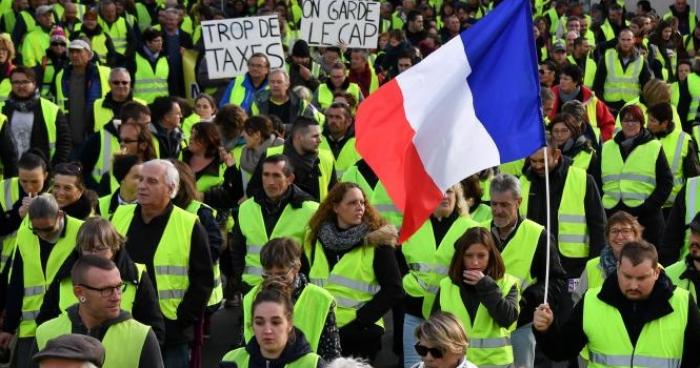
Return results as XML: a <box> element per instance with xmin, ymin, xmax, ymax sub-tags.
<box><xmin>7</xmin><ymin>93</ymin><xmax>39</xmax><ymax>112</ymax></box>
<box><xmin>318</xmin><ymin>221</ymin><xmax>369</xmax><ymax>252</ymax></box>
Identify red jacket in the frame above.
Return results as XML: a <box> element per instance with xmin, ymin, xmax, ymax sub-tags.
<box><xmin>549</xmin><ymin>85</ymin><xmax>615</xmax><ymax>142</ymax></box>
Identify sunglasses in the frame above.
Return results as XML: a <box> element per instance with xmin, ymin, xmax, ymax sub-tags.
<box><xmin>51</xmin><ymin>42</ymin><xmax>66</xmax><ymax>47</ymax></box>
<box><xmin>415</xmin><ymin>343</ymin><xmax>443</xmax><ymax>359</ymax></box>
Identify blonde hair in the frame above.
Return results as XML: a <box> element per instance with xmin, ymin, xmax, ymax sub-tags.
<box><xmin>0</xmin><ymin>33</ymin><xmax>15</xmax><ymax>62</ymax></box>
<box><xmin>450</xmin><ymin>183</ymin><xmax>469</xmax><ymax>217</ymax></box>
<box><xmin>414</xmin><ymin>312</ymin><xmax>469</xmax><ymax>355</ymax></box>
<box><xmin>642</xmin><ymin>78</ymin><xmax>671</xmax><ymax>105</ymax></box>
<box><xmin>76</xmin><ymin>217</ymin><xmax>125</xmax><ymax>255</ymax></box>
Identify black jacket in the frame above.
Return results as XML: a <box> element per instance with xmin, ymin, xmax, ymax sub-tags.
<box><xmin>80</xmin><ymin>117</ymin><xmax>121</xmax><ymax>191</ymax></box>
<box><xmin>30</xmin><ymin>306</ymin><xmax>164</xmax><ymax>368</ymax></box>
<box><xmin>149</xmin><ymin>122</ymin><xmax>184</xmax><ymax>159</ymax></box>
<box><xmin>35</xmin><ymin>248</ymin><xmax>165</xmax><ymax>344</ymax></box>
<box><xmin>0</xmin><ymin>96</ymin><xmax>71</xmax><ymax>177</ymax></box>
<box><xmin>534</xmin><ymin>272</ymin><xmax>700</xmax><ymax>367</ymax></box>
<box><xmin>523</xmin><ymin>156</ymin><xmax>607</xmax><ymax>278</ymax></box>
<box><xmin>662</xmin><ymin>184</ymin><xmax>696</xmax><ymax>265</ymax></box>
<box><xmin>490</xmin><ymin>217</ymin><xmax>567</xmax><ymax>327</ymax></box>
<box><xmin>219</xmin><ymin>327</ymin><xmax>325</xmax><ymax>368</ymax></box>
<box><xmin>599</xmin><ymin>129</ymin><xmax>674</xmax><ymax>247</ymax></box>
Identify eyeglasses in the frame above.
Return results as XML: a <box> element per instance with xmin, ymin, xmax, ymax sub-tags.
<box><xmin>120</xmin><ymin>138</ymin><xmax>141</xmax><ymax>145</ymax></box>
<box><xmin>79</xmin><ymin>282</ymin><xmax>126</xmax><ymax>297</ymax></box>
<box><xmin>11</xmin><ymin>79</ymin><xmax>32</xmax><ymax>85</ymax></box>
<box><xmin>51</xmin><ymin>42</ymin><xmax>66</xmax><ymax>47</ymax></box>
<box><xmin>110</xmin><ymin>80</ymin><xmax>130</xmax><ymax>85</ymax></box>
<box><xmin>414</xmin><ymin>343</ymin><xmax>443</xmax><ymax>359</ymax></box>
<box><xmin>29</xmin><ymin>222</ymin><xmax>57</xmax><ymax>235</ymax></box>
<box><xmin>609</xmin><ymin>227</ymin><xmax>634</xmax><ymax>236</ymax></box>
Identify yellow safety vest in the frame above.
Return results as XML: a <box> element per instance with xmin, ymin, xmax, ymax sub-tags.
<box><xmin>16</xmin><ymin>216</ymin><xmax>83</xmax><ymax>337</ymax></box>
<box><xmin>91</xmin><ymin>129</ymin><xmax>121</xmax><ymax>184</ymax></box>
<box><xmin>20</xmin><ymin>27</ymin><xmax>50</xmax><ymax>67</ymax></box>
<box><xmin>471</xmin><ymin>203</ymin><xmax>492</xmax><ymax>224</ymax></box>
<box><xmin>663</xmin><ymin>10</ymin><xmax>697</xmax><ymax>36</ymax></box>
<box><xmin>438</xmin><ymin>275</ymin><xmax>519</xmax><ymax>367</ymax></box>
<box><xmin>184</xmin><ymin>200</ymin><xmax>223</xmax><ymax>308</ymax></box>
<box><xmin>133</xmin><ymin>53</ymin><xmax>169</xmax><ymax>104</ymax></box>
<box><xmin>520</xmin><ymin>166</ymin><xmax>590</xmax><ymax>258</ymax></box>
<box><xmin>111</xmin><ymin>204</ymin><xmax>196</xmax><ymax>320</ymax></box>
<box><xmin>0</xmin><ymin>99</ymin><xmax>56</xmax><ymax>158</ymax></box>
<box><xmin>242</xmin><ymin>283</ymin><xmax>334</xmax><ymax>350</ymax></box>
<box><xmin>57</xmin><ymin>263</ymin><xmax>145</xmax><ymax>313</ymax></box>
<box><xmin>499</xmin><ymin>219</ymin><xmax>543</xmax><ymax>291</ymax></box>
<box><xmin>370</xmin><ymin>181</ymin><xmax>403</xmax><ymax>230</ymax></box>
<box><xmin>36</xmin><ymin>313</ymin><xmax>150</xmax><ymax>368</ymax></box>
<box><xmin>318</xmin><ymin>136</ymin><xmax>360</xmax><ymax>179</ymax></box>
<box><xmin>238</xmin><ymin>197</ymin><xmax>318</xmax><ymax>287</ymax></box>
<box><xmin>266</xmin><ymin>145</ymin><xmax>334</xmax><ymax>201</ymax></box>
<box><xmin>599</xmin><ymin>19</ymin><xmax>617</xmax><ymax>42</ymax></box>
<box><xmin>671</xmin><ymin>73</ymin><xmax>700</xmax><ymax>123</ymax></box>
<box><xmin>134</xmin><ymin>3</ymin><xmax>152</xmax><ymax>32</ymax></box>
<box><xmin>567</xmin><ymin>55</ymin><xmax>597</xmax><ymax>88</ymax></box>
<box><xmin>0</xmin><ymin>177</ymin><xmax>19</xmax><ymax>272</ymax></box>
<box><xmin>315</xmin><ymin>83</ymin><xmax>361</xmax><ymax>111</ymax></box>
<box><xmin>680</xmin><ymin>176</ymin><xmax>700</xmax><ymax>259</ymax></box>
<box><xmin>584</xmin><ymin>257</ymin><xmax>606</xmax><ymax>291</ymax></box>
<box><xmin>92</xmin><ymin>97</ymin><xmax>147</xmax><ymax>133</ymax></box>
<box><xmin>583</xmin><ymin>286</ymin><xmax>687</xmax><ymax>368</ymax></box>
<box><xmin>98</xmin><ymin>16</ymin><xmax>128</xmax><ymax>55</ymax></box>
<box><xmin>309</xmin><ymin>241</ymin><xmax>382</xmax><ymax>328</ymax></box>
<box><xmin>0</xmin><ymin>78</ymin><xmax>10</xmax><ymax>103</ymax></box>
<box><xmin>603</xmin><ymin>49</ymin><xmax>643</xmax><ymax>103</ymax></box>
<box><xmin>666</xmin><ymin>261</ymin><xmax>697</xmax><ymax>302</ymax></box>
<box><xmin>659</xmin><ymin>129</ymin><xmax>690</xmax><ymax>207</ymax></box>
<box><xmin>221</xmin><ymin>347</ymin><xmax>320</xmax><ymax>367</ymax></box>
<box><xmin>402</xmin><ymin>216</ymin><xmax>480</xmax><ymax>318</ymax></box>
<box><xmin>340</xmin><ymin>164</ymin><xmax>379</xmax><ymax>198</ymax></box>
<box><xmin>601</xmin><ymin>139</ymin><xmax>663</xmax><ymax>209</ymax></box>
<box><xmin>194</xmin><ymin>163</ymin><xmax>227</xmax><ymax>193</ymax></box>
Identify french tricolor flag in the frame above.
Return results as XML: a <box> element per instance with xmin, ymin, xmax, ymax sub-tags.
<box><xmin>356</xmin><ymin>0</ymin><xmax>545</xmax><ymax>242</ymax></box>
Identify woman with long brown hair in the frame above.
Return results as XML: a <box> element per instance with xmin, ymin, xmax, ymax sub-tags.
<box><xmin>433</xmin><ymin>227</ymin><xmax>519</xmax><ymax>368</ymax></box>
<box><xmin>306</xmin><ymin>182</ymin><xmax>403</xmax><ymax>361</ymax></box>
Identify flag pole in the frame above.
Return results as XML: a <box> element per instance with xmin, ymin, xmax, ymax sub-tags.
<box><xmin>543</xmin><ymin>145</ymin><xmax>552</xmax><ymax>305</ymax></box>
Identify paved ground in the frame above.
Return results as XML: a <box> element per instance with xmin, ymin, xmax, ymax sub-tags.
<box><xmin>203</xmin><ymin>306</ymin><xmax>401</xmax><ymax>368</ymax></box>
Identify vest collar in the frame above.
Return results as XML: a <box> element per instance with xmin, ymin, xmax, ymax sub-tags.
<box><xmin>597</xmin><ymin>271</ymin><xmax>676</xmax><ymax>322</ymax></box>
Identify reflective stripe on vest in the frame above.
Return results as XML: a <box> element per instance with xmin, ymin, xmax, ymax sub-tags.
<box><xmin>17</xmin><ymin>216</ymin><xmax>83</xmax><ymax>337</ymax></box>
<box><xmin>403</xmin><ymin>216</ymin><xmax>479</xmax><ymax>318</ymax></box>
<box><xmin>99</xmin><ymin>17</ymin><xmax>128</xmax><ymax>54</ymax></box>
<box><xmin>438</xmin><ymin>275</ymin><xmax>518</xmax><ymax>367</ymax></box>
<box><xmin>500</xmin><ymin>220</ymin><xmax>543</xmax><ymax>291</ymax></box>
<box><xmin>603</xmin><ymin>49</ymin><xmax>643</xmax><ymax>103</ymax></box>
<box><xmin>309</xmin><ymin>241</ymin><xmax>381</xmax><ymax>328</ymax></box>
<box><xmin>242</xmin><ymin>283</ymin><xmax>334</xmax><ymax>351</ymax></box>
<box><xmin>238</xmin><ymin>197</ymin><xmax>318</xmax><ymax>287</ymax></box>
<box><xmin>371</xmin><ymin>182</ymin><xmax>402</xmax><ymax>230</ymax></box>
<box><xmin>583</xmin><ymin>286</ymin><xmax>687</xmax><ymax>368</ymax></box>
<box><xmin>660</xmin><ymin>130</ymin><xmax>690</xmax><ymax>206</ymax></box>
<box><xmin>133</xmin><ymin>54</ymin><xmax>169</xmax><ymax>104</ymax></box>
<box><xmin>111</xmin><ymin>204</ymin><xmax>195</xmax><ymax>320</ymax></box>
<box><xmin>520</xmin><ymin>167</ymin><xmax>590</xmax><ymax>258</ymax></box>
<box><xmin>92</xmin><ymin>129</ymin><xmax>121</xmax><ymax>183</ymax></box>
<box><xmin>36</xmin><ymin>313</ymin><xmax>150</xmax><ymax>367</ymax></box>
<box><xmin>601</xmin><ymin>139</ymin><xmax>662</xmax><ymax>208</ymax></box>
<box><xmin>221</xmin><ymin>347</ymin><xmax>320</xmax><ymax>367</ymax></box>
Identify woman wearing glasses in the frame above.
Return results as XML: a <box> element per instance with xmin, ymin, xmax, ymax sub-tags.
<box><xmin>411</xmin><ymin>312</ymin><xmax>478</xmax><ymax>368</ymax></box>
<box><xmin>431</xmin><ymin>227</ymin><xmax>519</xmax><ymax>368</ymax></box>
<box><xmin>51</xmin><ymin>162</ymin><xmax>96</xmax><ymax>220</ymax></box>
<box><xmin>35</xmin><ymin>217</ymin><xmax>165</xmax><ymax>343</ymax></box>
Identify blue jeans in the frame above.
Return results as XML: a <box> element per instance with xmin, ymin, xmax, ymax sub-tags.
<box><xmin>163</xmin><ymin>343</ymin><xmax>189</xmax><ymax>368</ymax></box>
<box><xmin>512</xmin><ymin>323</ymin><xmax>535</xmax><ymax>368</ymax></box>
<box><xmin>403</xmin><ymin>313</ymin><xmax>424</xmax><ymax>368</ymax></box>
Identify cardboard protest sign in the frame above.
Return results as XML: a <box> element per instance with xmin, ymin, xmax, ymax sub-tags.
<box><xmin>300</xmin><ymin>0</ymin><xmax>380</xmax><ymax>49</ymax></box>
<box><xmin>201</xmin><ymin>15</ymin><xmax>285</xmax><ymax>79</ymax></box>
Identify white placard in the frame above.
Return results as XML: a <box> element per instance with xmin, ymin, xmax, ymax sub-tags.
<box><xmin>201</xmin><ymin>16</ymin><xmax>285</xmax><ymax>79</ymax></box>
<box><xmin>299</xmin><ymin>0</ymin><xmax>380</xmax><ymax>49</ymax></box>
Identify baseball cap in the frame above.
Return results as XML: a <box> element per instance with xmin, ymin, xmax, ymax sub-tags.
<box><xmin>69</xmin><ymin>39</ymin><xmax>92</xmax><ymax>52</ymax></box>
<box><xmin>33</xmin><ymin>334</ymin><xmax>105</xmax><ymax>366</ymax></box>
<box><xmin>35</xmin><ymin>5</ymin><xmax>53</xmax><ymax>16</ymax></box>
<box><xmin>553</xmin><ymin>41</ymin><xmax>566</xmax><ymax>52</ymax></box>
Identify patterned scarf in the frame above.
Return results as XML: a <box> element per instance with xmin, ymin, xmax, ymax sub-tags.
<box><xmin>317</xmin><ymin>221</ymin><xmax>369</xmax><ymax>252</ymax></box>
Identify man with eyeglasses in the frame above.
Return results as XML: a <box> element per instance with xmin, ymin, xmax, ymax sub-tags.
<box><xmin>38</xmin><ymin>27</ymin><xmax>69</xmax><ymax>101</ymax></box>
<box><xmin>80</xmin><ymin>68</ymin><xmax>146</xmax><ymax>190</ymax></box>
<box><xmin>0</xmin><ymin>194</ymin><xmax>82</xmax><ymax>368</ymax></box>
<box><xmin>0</xmin><ymin>67</ymin><xmax>71</xmax><ymax>178</ymax></box>
<box><xmin>219</xmin><ymin>53</ymin><xmax>270</xmax><ymax>114</ymax></box>
<box><xmin>33</xmin><ymin>255</ymin><xmax>164</xmax><ymax>368</ymax></box>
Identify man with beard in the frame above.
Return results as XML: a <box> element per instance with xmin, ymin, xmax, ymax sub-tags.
<box><xmin>534</xmin><ymin>241</ymin><xmax>700</xmax><ymax>366</ymax></box>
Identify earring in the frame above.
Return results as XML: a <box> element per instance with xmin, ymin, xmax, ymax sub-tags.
<box><xmin>79</xmin><ymin>297</ymin><xmax>86</xmax><ymax>303</ymax></box>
